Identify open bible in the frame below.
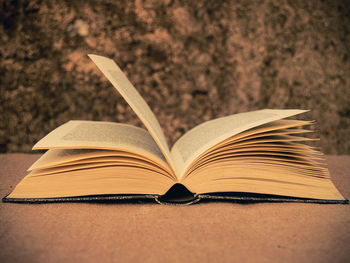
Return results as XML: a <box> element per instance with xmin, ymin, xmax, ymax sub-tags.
<box><xmin>3</xmin><ymin>55</ymin><xmax>347</xmax><ymax>204</ymax></box>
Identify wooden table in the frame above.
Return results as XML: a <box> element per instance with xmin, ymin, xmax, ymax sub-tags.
<box><xmin>1</xmin><ymin>154</ymin><xmax>349</xmax><ymax>263</ymax></box>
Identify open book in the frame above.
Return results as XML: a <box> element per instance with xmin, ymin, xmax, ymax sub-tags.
<box><xmin>3</xmin><ymin>55</ymin><xmax>347</xmax><ymax>204</ymax></box>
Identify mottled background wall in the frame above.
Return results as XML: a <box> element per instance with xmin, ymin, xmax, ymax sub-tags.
<box><xmin>1</xmin><ymin>0</ymin><xmax>349</xmax><ymax>153</ymax></box>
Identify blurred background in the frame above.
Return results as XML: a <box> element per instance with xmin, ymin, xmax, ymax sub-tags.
<box><xmin>0</xmin><ymin>0</ymin><xmax>349</xmax><ymax>153</ymax></box>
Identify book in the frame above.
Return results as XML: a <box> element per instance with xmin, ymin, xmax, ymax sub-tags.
<box><xmin>3</xmin><ymin>55</ymin><xmax>347</xmax><ymax>205</ymax></box>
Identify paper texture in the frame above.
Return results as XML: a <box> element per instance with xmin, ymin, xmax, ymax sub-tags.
<box><xmin>183</xmin><ymin>162</ymin><xmax>343</xmax><ymax>200</ymax></box>
<box><xmin>88</xmin><ymin>54</ymin><xmax>175</xmax><ymax>173</ymax></box>
<box><xmin>171</xmin><ymin>109</ymin><xmax>308</xmax><ymax>177</ymax></box>
<box><xmin>33</xmin><ymin>120</ymin><xmax>169</xmax><ymax>170</ymax></box>
<box><xmin>28</xmin><ymin>149</ymin><xmax>168</xmax><ymax>172</ymax></box>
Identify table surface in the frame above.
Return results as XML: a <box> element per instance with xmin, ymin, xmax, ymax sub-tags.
<box><xmin>1</xmin><ymin>154</ymin><xmax>349</xmax><ymax>263</ymax></box>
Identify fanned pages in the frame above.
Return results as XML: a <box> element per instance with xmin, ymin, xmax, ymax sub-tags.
<box><xmin>171</xmin><ymin>109</ymin><xmax>308</xmax><ymax>178</ymax></box>
<box><xmin>3</xmin><ymin>55</ymin><xmax>347</xmax><ymax>205</ymax></box>
<box><xmin>87</xmin><ymin>55</ymin><xmax>175</xmax><ymax>173</ymax></box>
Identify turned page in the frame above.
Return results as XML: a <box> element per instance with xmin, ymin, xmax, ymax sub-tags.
<box><xmin>88</xmin><ymin>54</ymin><xmax>174</xmax><ymax>171</ymax></box>
<box><xmin>171</xmin><ymin>109</ymin><xmax>308</xmax><ymax>178</ymax></box>
<box><xmin>33</xmin><ymin>120</ymin><xmax>169</xmax><ymax>170</ymax></box>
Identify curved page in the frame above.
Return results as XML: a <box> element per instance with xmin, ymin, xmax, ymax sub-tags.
<box><xmin>171</xmin><ymin>109</ymin><xmax>307</xmax><ymax>178</ymax></box>
<box><xmin>28</xmin><ymin>149</ymin><xmax>170</xmax><ymax>175</ymax></box>
<box><xmin>88</xmin><ymin>54</ymin><xmax>174</xmax><ymax>172</ymax></box>
<box><xmin>33</xmin><ymin>120</ymin><xmax>170</xmax><ymax>172</ymax></box>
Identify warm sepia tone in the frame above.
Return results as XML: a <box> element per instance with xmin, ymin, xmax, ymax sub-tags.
<box><xmin>1</xmin><ymin>0</ymin><xmax>349</xmax><ymax>153</ymax></box>
<box><xmin>1</xmin><ymin>154</ymin><xmax>350</xmax><ymax>262</ymax></box>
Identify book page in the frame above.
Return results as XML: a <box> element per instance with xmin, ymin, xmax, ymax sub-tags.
<box><xmin>33</xmin><ymin>120</ymin><xmax>170</xmax><ymax>172</ymax></box>
<box><xmin>29</xmin><ymin>148</ymin><xmax>170</xmax><ymax>173</ymax></box>
<box><xmin>171</xmin><ymin>109</ymin><xmax>307</xmax><ymax>178</ymax></box>
<box><xmin>88</xmin><ymin>55</ymin><xmax>174</xmax><ymax>172</ymax></box>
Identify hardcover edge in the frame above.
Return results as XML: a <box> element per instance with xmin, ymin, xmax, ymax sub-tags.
<box><xmin>2</xmin><ymin>193</ymin><xmax>349</xmax><ymax>205</ymax></box>
<box><xmin>197</xmin><ymin>194</ymin><xmax>349</xmax><ymax>204</ymax></box>
<box><xmin>1</xmin><ymin>194</ymin><xmax>158</xmax><ymax>203</ymax></box>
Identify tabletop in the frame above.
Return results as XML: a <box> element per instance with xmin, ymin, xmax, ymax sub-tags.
<box><xmin>1</xmin><ymin>154</ymin><xmax>349</xmax><ymax>263</ymax></box>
